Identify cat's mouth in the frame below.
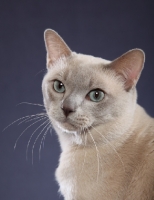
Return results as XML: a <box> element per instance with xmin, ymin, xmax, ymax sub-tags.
<box><xmin>55</xmin><ymin>121</ymin><xmax>79</xmax><ymax>134</ymax></box>
<box><xmin>49</xmin><ymin>111</ymin><xmax>92</xmax><ymax>134</ymax></box>
<box><xmin>54</xmin><ymin>117</ymin><xmax>91</xmax><ymax>134</ymax></box>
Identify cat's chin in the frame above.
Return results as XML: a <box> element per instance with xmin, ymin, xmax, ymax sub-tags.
<box><xmin>54</xmin><ymin>121</ymin><xmax>78</xmax><ymax>134</ymax></box>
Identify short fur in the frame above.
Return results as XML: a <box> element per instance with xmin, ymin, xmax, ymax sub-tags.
<box><xmin>42</xmin><ymin>29</ymin><xmax>154</xmax><ymax>200</ymax></box>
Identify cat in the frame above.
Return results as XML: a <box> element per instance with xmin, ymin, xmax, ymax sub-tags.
<box><xmin>42</xmin><ymin>29</ymin><xmax>154</xmax><ymax>200</ymax></box>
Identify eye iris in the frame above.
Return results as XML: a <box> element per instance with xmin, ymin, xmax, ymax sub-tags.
<box><xmin>54</xmin><ymin>80</ymin><xmax>65</xmax><ymax>93</ymax></box>
<box><xmin>89</xmin><ymin>90</ymin><xmax>104</xmax><ymax>102</ymax></box>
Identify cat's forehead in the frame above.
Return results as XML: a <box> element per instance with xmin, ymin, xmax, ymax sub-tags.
<box><xmin>45</xmin><ymin>53</ymin><xmax>122</xmax><ymax>93</ymax></box>
<box><xmin>57</xmin><ymin>53</ymin><xmax>111</xmax><ymax>83</ymax></box>
<box><xmin>68</xmin><ymin>53</ymin><xmax>111</xmax><ymax>70</ymax></box>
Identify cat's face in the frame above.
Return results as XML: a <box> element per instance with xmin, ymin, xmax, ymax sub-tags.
<box><xmin>42</xmin><ymin>53</ymin><xmax>136</xmax><ymax>135</ymax></box>
<box><xmin>42</xmin><ymin>29</ymin><xmax>145</xmax><ymax>144</ymax></box>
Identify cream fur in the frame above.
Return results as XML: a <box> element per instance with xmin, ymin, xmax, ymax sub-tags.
<box><xmin>42</xmin><ymin>29</ymin><xmax>154</xmax><ymax>200</ymax></box>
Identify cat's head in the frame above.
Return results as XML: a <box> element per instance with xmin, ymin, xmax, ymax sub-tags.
<box><xmin>42</xmin><ymin>29</ymin><xmax>145</xmax><ymax>146</ymax></box>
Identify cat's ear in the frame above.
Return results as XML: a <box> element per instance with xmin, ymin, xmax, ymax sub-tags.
<box><xmin>109</xmin><ymin>49</ymin><xmax>145</xmax><ymax>91</ymax></box>
<box><xmin>44</xmin><ymin>29</ymin><xmax>71</xmax><ymax>68</ymax></box>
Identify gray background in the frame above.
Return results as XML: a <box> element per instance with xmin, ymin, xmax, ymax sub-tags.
<box><xmin>1</xmin><ymin>0</ymin><xmax>154</xmax><ymax>199</ymax></box>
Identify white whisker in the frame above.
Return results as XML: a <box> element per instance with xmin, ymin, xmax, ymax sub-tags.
<box><xmin>3</xmin><ymin>113</ymin><xmax>47</xmax><ymax>131</ymax></box>
<box><xmin>88</xmin><ymin>128</ymin><xmax>100</xmax><ymax>182</ymax></box>
<box><xmin>26</xmin><ymin>118</ymin><xmax>49</xmax><ymax>160</ymax></box>
<box><xmin>79</xmin><ymin>127</ymin><xmax>87</xmax><ymax>177</ymax></box>
<box><xmin>91</xmin><ymin>125</ymin><xmax>125</xmax><ymax>172</ymax></box>
<box><xmin>42</xmin><ymin>124</ymin><xmax>52</xmax><ymax>149</ymax></box>
<box><xmin>18</xmin><ymin>114</ymin><xmax>47</xmax><ymax>125</ymax></box>
<box><xmin>39</xmin><ymin>123</ymin><xmax>52</xmax><ymax>161</ymax></box>
<box><xmin>31</xmin><ymin>121</ymin><xmax>51</xmax><ymax>165</ymax></box>
<box><xmin>35</xmin><ymin>69</ymin><xmax>46</xmax><ymax>77</ymax></box>
<box><xmin>14</xmin><ymin>117</ymin><xmax>47</xmax><ymax>149</ymax></box>
<box><xmin>83</xmin><ymin>128</ymin><xmax>87</xmax><ymax>147</ymax></box>
<box><xmin>87</xmin><ymin>129</ymin><xmax>100</xmax><ymax>182</ymax></box>
<box><xmin>71</xmin><ymin>144</ymin><xmax>79</xmax><ymax>163</ymax></box>
<box><xmin>16</xmin><ymin>102</ymin><xmax>44</xmax><ymax>107</ymax></box>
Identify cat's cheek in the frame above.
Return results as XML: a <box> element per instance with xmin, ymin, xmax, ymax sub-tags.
<box><xmin>43</xmin><ymin>95</ymin><xmax>53</xmax><ymax>113</ymax></box>
<box><xmin>42</xmin><ymin>80</ymin><xmax>62</xmax><ymax>103</ymax></box>
<box><xmin>48</xmin><ymin>108</ymin><xmax>63</xmax><ymax>122</ymax></box>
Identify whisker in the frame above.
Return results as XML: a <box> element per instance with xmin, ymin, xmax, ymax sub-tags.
<box><xmin>91</xmin><ymin>125</ymin><xmax>125</xmax><ymax>172</ymax></box>
<box><xmin>71</xmin><ymin>144</ymin><xmax>79</xmax><ymax>163</ymax></box>
<box><xmin>79</xmin><ymin>127</ymin><xmax>87</xmax><ymax>177</ymax></box>
<box><xmin>41</xmin><ymin>133</ymin><xmax>46</xmax><ymax>149</ymax></box>
<box><xmin>31</xmin><ymin>121</ymin><xmax>51</xmax><ymax>165</ymax></box>
<box><xmin>50</xmin><ymin>127</ymin><xmax>52</xmax><ymax>135</ymax></box>
<box><xmin>88</xmin><ymin>128</ymin><xmax>100</xmax><ymax>182</ymax></box>
<box><xmin>14</xmin><ymin>117</ymin><xmax>47</xmax><ymax>149</ymax></box>
<box><xmin>3</xmin><ymin>116</ymin><xmax>31</xmax><ymax>132</ymax></box>
<box><xmin>16</xmin><ymin>102</ymin><xmax>44</xmax><ymax>107</ymax></box>
<box><xmin>26</xmin><ymin>118</ymin><xmax>49</xmax><ymax>161</ymax></box>
<box><xmin>79</xmin><ymin>149</ymin><xmax>87</xmax><ymax>177</ymax></box>
<box><xmin>3</xmin><ymin>113</ymin><xmax>47</xmax><ymax>131</ymax></box>
<box><xmin>42</xmin><ymin>124</ymin><xmax>52</xmax><ymax>149</ymax></box>
<box><xmin>35</xmin><ymin>69</ymin><xmax>46</xmax><ymax>77</ymax></box>
<box><xmin>39</xmin><ymin>123</ymin><xmax>52</xmax><ymax>161</ymax></box>
<box><xmin>18</xmin><ymin>114</ymin><xmax>47</xmax><ymax>125</ymax></box>
<box><xmin>83</xmin><ymin>127</ymin><xmax>87</xmax><ymax>147</ymax></box>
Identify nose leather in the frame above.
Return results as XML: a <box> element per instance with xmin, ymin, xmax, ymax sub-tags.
<box><xmin>61</xmin><ymin>97</ymin><xmax>76</xmax><ymax>117</ymax></box>
<box><xmin>61</xmin><ymin>105</ymin><xmax>75</xmax><ymax>117</ymax></box>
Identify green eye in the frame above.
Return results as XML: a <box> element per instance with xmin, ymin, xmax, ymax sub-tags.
<box><xmin>53</xmin><ymin>80</ymin><xmax>65</xmax><ymax>93</ymax></box>
<box><xmin>88</xmin><ymin>90</ymin><xmax>105</xmax><ymax>102</ymax></box>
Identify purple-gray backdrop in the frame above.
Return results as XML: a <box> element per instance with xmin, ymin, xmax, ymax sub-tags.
<box><xmin>1</xmin><ymin>0</ymin><xmax>154</xmax><ymax>199</ymax></box>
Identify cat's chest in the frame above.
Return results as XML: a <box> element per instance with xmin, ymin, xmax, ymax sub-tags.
<box><xmin>55</xmin><ymin>147</ymin><xmax>127</xmax><ymax>200</ymax></box>
<box><xmin>55</xmin><ymin>148</ymin><xmax>101</xmax><ymax>199</ymax></box>
<box><xmin>56</xmin><ymin>147</ymin><xmax>104</xmax><ymax>180</ymax></box>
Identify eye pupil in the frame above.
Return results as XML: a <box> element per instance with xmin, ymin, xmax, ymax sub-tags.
<box><xmin>95</xmin><ymin>91</ymin><xmax>99</xmax><ymax>98</ymax></box>
<box><xmin>59</xmin><ymin>82</ymin><xmax>63</xmax><ymax>88</ymax></box>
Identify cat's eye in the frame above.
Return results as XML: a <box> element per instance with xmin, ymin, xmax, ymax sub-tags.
<box><xmin>87</xmin><ymin>90</ymin><xmax>105</xmax><ymax>102</ymax></box>
<box><xmin>53</xmin><ymin>80</ymin><xmax>65</xmax><ymax>93</ymax></box>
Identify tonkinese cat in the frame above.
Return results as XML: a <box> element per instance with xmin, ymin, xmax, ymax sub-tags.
<box><xmin>42</xmin><ymin>29</ymin><xmax>154</xmax><ymax>200</ymax></box>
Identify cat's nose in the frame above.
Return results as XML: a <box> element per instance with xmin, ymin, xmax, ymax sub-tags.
<box><xmin>61</xmin><ymin>105</ymin><xmax>75</xmax><ymax>117</ymax></box>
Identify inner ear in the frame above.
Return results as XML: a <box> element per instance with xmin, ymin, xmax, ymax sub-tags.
<box><xmin>108</xmin><ymin>49</ymin><xmax>145</xmax><ymax>91</ymax></box>
<box><xmin>44</xmin><ymin>29</ymin><xmax>72</xmax><ymax>68</ymax></box>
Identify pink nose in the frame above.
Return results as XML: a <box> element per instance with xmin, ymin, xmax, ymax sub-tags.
<box><xmin>61</xmin><ymin>105</ymin><xmax>75</xmax><ymax>117</ymax></box>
